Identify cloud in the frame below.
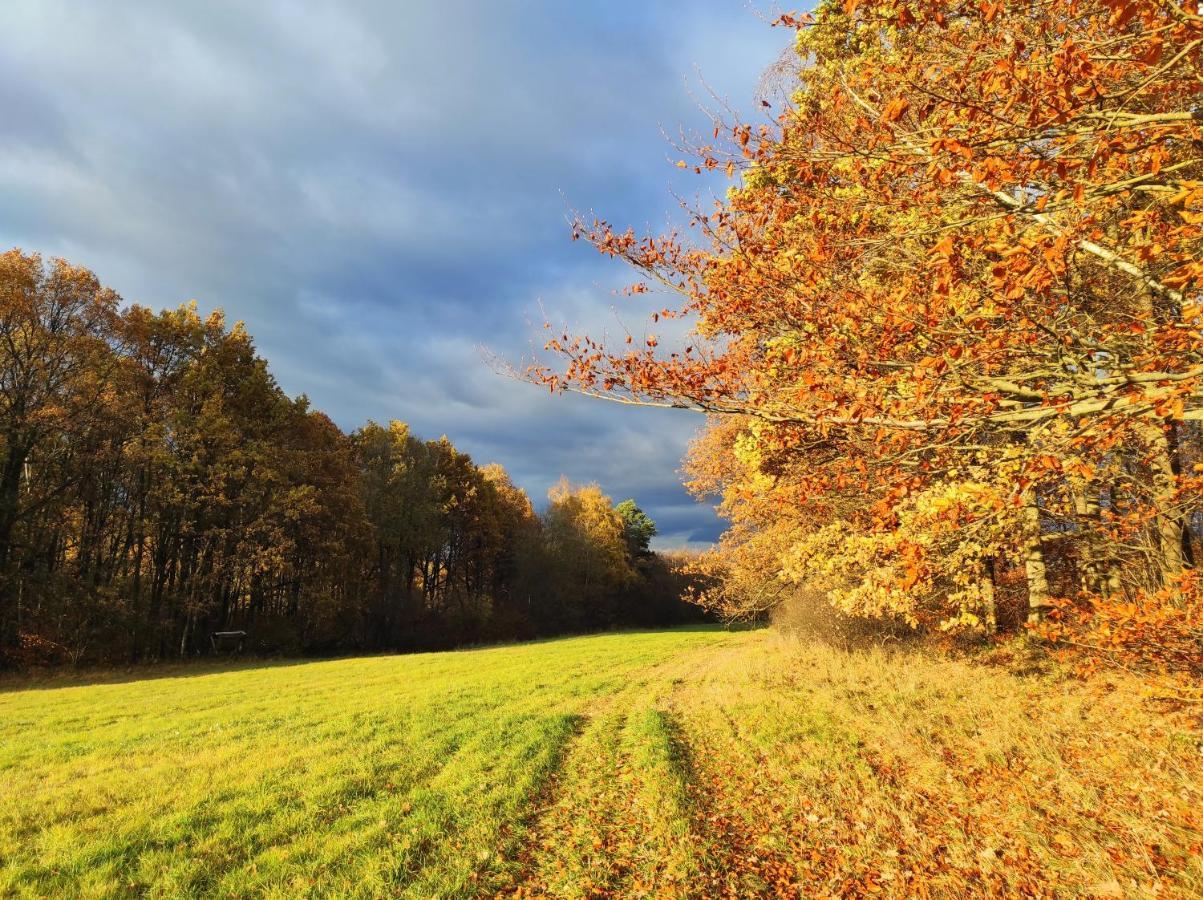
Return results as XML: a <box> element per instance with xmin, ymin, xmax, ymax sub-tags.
<box><xmin>0</xmin><ymin>0</ymin><xmax>790</xmax><ymax>549</ymax></box>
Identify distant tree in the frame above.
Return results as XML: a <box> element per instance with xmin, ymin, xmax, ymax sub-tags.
<box><xmin>479</xmin><ymin>462</ymin><xmax>538</xmax><ymax>629</ymax></box>
<box><xmin>0</xmin><ymin>250</ymin><xmax>122</xmax><ymax>650</ymax></box>
<box><xmin>616</xmin><ymin>499</ymin><xmax>657</xmax><ymax>558</ymax></box>
<box><xmin>541</xmin><ymin>479</ymin><xmax>634</xmax><ymax>629</ymax></box>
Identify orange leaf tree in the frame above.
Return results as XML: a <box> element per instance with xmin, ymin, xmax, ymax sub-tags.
<box><xmin>535</xmin><ymin>0</ymin><xmax>1203</xmax><ymax>656</ymax></box>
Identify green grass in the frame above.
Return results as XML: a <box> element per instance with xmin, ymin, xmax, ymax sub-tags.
<box><xmin>3</xmin><ymin>627</ymin><xmax>1202</xmax><ymax>897</ymax></box>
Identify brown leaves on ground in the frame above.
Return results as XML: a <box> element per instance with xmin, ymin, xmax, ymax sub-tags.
<box><xmin>502</xmin><ymin>634</ymin><xmax>1203</xmax><ymax>898</ymax></box>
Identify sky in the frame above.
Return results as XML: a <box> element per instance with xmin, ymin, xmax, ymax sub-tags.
<box><xmin>0</xmin><ymin>1</ymin><xmax>792</xmax><ymax>548</ymax></box>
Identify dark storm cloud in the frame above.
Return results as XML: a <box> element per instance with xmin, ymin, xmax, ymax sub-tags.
<box><xmin>0</xmin><ymin>0</ymin><xmax>790</xmax><ymax>549</ymax></box>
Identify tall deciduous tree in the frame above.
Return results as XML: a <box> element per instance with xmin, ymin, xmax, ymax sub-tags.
<box><xmin>541</xmin><ymin>479</ymin><xmax>635</xmax><ymax>629</ymax></box>
<box><xmin>0</xmin><ymin>251</ymin><xmax>121</xmax><ymax>647</ymax></box>
<box><xmin>535</xmin><ymin>0</ymin><xmax>1203</xmax><ymax>667</ymax></box>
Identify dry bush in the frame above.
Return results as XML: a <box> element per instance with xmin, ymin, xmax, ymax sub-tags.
<box><xmin>770</xmin><ymin>584</ymin><xmax>914</xmax><ymax>650</ymax></box>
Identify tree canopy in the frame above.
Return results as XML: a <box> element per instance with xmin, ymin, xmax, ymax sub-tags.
<box><xmin>537</xmin><ymin>0</ymin><xmax>1203</xmax><ymax>673</ymax></box>
<box><xmin>0</xmin><ymin>251</ymin><xmax>704</xmax><ymax>667</ymax></box>
<box><xmin>616</xmin><ymin>499</ymin><xmax>657</xmax><ymax>557</ymax></box>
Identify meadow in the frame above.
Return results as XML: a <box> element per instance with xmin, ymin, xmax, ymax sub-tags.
<box><xmin>2</xmin><ymin>627</ymin><xmax>1201</xmax><ymax>897</ymax></box>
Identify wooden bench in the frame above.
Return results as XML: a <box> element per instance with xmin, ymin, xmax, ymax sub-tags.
<box><xmin>210</xmin><ymin>630</ymin><xmax>247</xmax><ymax>653</ymax></box>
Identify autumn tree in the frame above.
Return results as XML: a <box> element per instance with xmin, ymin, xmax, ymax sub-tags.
<box><xmin>536</xmin><ymin>0</ymin><xmax>1203</xmax><ymax>667</ymax></box>
<box><xmin>0</xmin><ymin>251</ymin><xmax>122</xmax><ymax>649</ymax></box>
<box><xmin>479</xmin><ymin>462</ymin><xmax>540</xmax><ymax>631</ymax></box>
<box><xmin>539</xmin><ymin>479</ymin><xmax>635</xmax><ymax>630</ymax></box>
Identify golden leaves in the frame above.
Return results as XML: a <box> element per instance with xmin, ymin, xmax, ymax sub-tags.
<box><xmin>880</xmin><ymin>97</ymin><xmax>910</xmax><ymax>123</ymax></box>
<box><xmin>534</xmin><ymin>0</ymin><xmax>1203</xmax><ymax>667</ymax></box>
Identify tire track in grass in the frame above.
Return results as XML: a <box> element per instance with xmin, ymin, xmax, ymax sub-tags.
<box><xmin>505</xmin><ymin>706</ymin><xmax>705</xmax><ymax>898</ymax></box>
<box><xmin>661</xmin><ymin>639</ymin><xmax>872</xmax><ymax>896</ymax></box>
<box><xmin>501</xmin><ymin>648</ymin><xmax>740</xmax><ymax>897</ymax></box>
<box><xmin>620</xmin><ymin>707</ymin><xmax>700</xmax><ymax>891</ymax></box>
<box><xmin>676</xmin><ymin>705</ymin><xmax>943</xmax><ymax>897</ymax></box>
<box><xmin>264</xmin><ymin>635</ymin><xmax>745</xmax><ymax>896</ymax></box>
<box><xmin>481</xmin><ymin>711</ymin><xmax>589</xmax><ymax>895</ymax></box>
<box><xmin>504</xmin><ymin>706</ymin><xmax>631</xmax><ymax>897</ymax></box>
<box><xmin>666</xmin><ymin>648</ymin><xmax>976</xmax><ymax>898</ymax></box>
<box><xmin>667</xmin><ymin>699</ymin><xmax>800</xmax><ymax>897</ymax></box>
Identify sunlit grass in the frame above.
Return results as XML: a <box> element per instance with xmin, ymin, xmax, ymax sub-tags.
<box><xmin>0</xmin><ymin>628</ymin><xmax>733</xmax><ymax>898</ymax></box>
<box><xmin>3</xmin><ymin>627</ymin><xmax>1201</xmax><ymax>897</ymax></box>
<box><xmin>667</xmin><ymin>636</ymin><xmax>1203</xmax><ymax>896</ymax></box>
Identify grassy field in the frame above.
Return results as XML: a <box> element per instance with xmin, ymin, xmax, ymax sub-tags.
<box><xmin>2</xmin><ymin>627</ymin><xmax>1201</xmax><ymax>897</ymax></box>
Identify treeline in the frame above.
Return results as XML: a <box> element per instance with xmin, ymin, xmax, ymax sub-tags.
<box><xmin>540</xmin><ymin>0</ymin><xmax>1203</xmax><ymax>672</ymax></box>
<box><xmin>0</xmin><ymin>250</ymin><xmax>702</xmax><ymax>668</ymax></box>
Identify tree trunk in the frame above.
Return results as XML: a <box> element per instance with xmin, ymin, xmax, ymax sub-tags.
<box><xmin>980</xmin><ymin>557</ymin><xmax>998</xmax><ymax>634</ymax></box>
<box><xmin>1141</xmin><ymin>421</ymin><xmax>1187</xmax><ymax>582</ymax></box>
<box><xmin>1023</xmin><ymin>491</ymin><xmax>1052</xmax><ymax>624</ymax></box>
<box><xmin>179</xmin><ymin>611</ymin><xmax>192</xmax><ymax>658</ymax></box>
<box><xmin>1073</xmin><ymin>482</ymin><xmax>1116</xmax><ymax>596</ymax></box>
<box><xmin>1165</xmin><ymin>421</ymin><xmax>1197</xmax><ymax>568</ymax></box>
<box><xmin>0</xmin><ymin>440</ymin><xmax>30</xmax><ymax>648</ymax></box>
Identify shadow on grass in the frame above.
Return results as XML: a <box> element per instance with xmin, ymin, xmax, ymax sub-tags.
<box><xmin>0</xmin><ymin>656</ymin><xmax>329</xmax><ymax>694</ymax></box>
<box><xmin>0</xmin><ymin>623</ymin><xmax>752</xmax><ymax>694</ymax></box>
<box><xmin>651</xmin><ymin>706</ymin><xmax>765</xmax><ymax>889</ymax></box>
